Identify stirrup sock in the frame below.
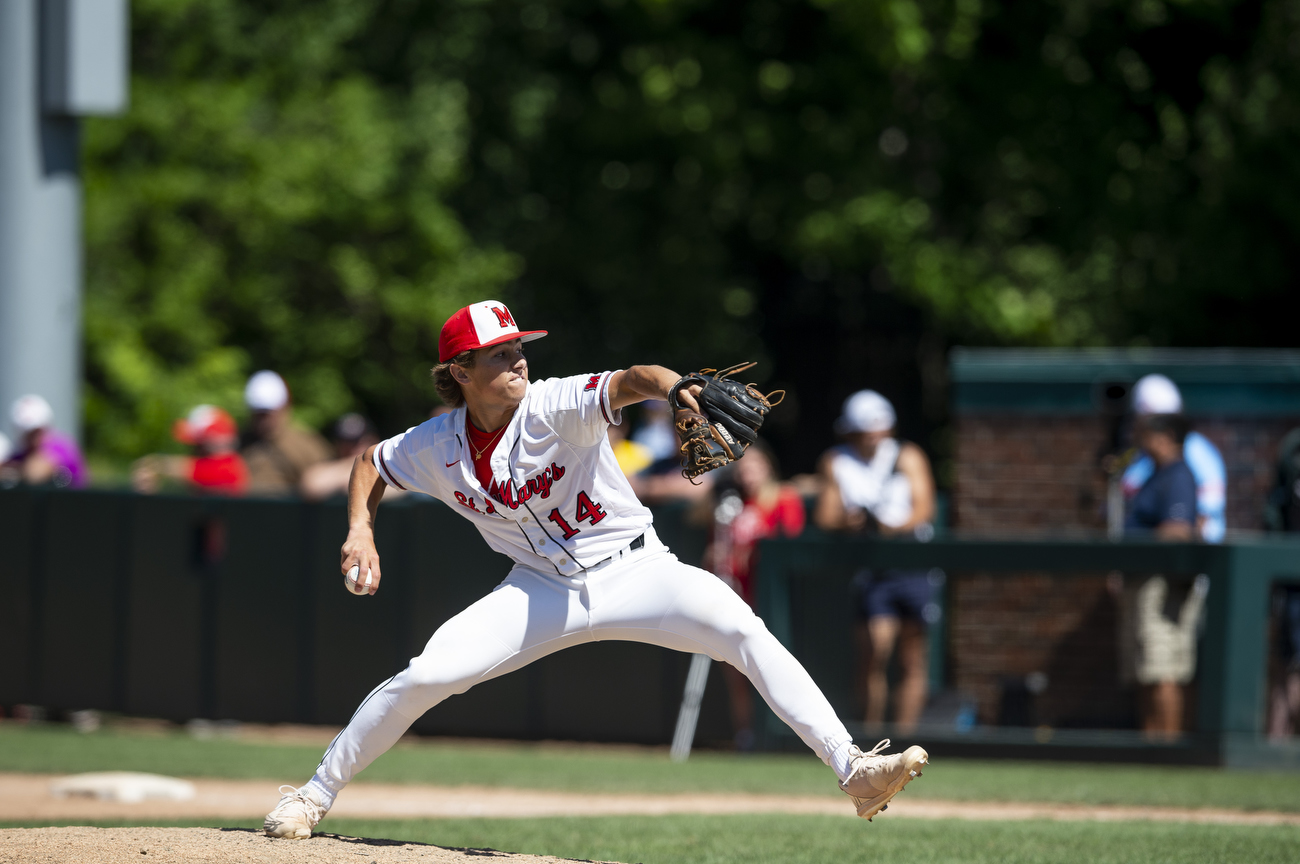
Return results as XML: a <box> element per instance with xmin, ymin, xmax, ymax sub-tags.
<box><xmin>830</xmin><ymin>740</ymin><xmax>856</xmax><ymax>783</ymax></box>
<box><xmin>305</xmin><ymin>776</ymin><xmax>337</xmax><ymax>810</ymax></box>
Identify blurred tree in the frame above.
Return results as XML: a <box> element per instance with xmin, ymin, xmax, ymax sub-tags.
<box><xmin>85</xmin><ymin>0</ymin><xmax>1300</xmax><ymax>474</ymax></box>
<box><xmin>409</xmin><ymin>0</ymin><xmax>1300</xmax><ymax>469</ymax></box>
<box><xmin>83</xmin><ymin>0</ymin><xmax>520</xmax><ymax>460</ymax></box>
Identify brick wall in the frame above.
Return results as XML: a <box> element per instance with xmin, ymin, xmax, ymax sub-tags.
<box><xmin>947</xmin><ymin>573</ymin><xmax>1130</xmax><ymax>728</ymax></box>
<box><xmin>945</xmin><ymin>412</ymin><xmax>1300</xmax><ymax>728</ymax></box>
<box><xmin>954</xmin><ymin>414</ymin><xmax>1300</xmax><ymax>535</ymax></box>
<box><xmin>953</xmin><ymin>415</ymin><xmax>1110</xmax><ymax>536</ymax></box>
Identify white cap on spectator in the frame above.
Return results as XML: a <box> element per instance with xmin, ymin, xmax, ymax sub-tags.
<box><xmin>0</xmin><ymin>431</ymin><xmax>11</xmax><ymax>463</ymax></box>
<box><xmin>245</xmin><ymin>370</ymin><xmax>290</xmax><ymax>411</ymax></box>
<box><xmin>1132</xmin><ymin>373</ymin><xmax>1183</xmax><ymax>415</ymax></box>
<box><xmin>835</xmin><ymin>390</ymin><xmax>896</xmax><ymax>434</ymax></box>
<box><xmin>11</xmin><ymin>394</ymin><xmax>54</xmax><ymax>432</ymax></box>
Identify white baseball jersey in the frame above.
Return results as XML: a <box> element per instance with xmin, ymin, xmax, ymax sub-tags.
<box><xmin>372</xmin><ymin>371</ymin><xmax>652</xmax><ymax>576</ymax></box>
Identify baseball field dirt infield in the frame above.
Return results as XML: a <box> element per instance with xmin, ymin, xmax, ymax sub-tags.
<box><xmin>0</xmin><ymin>826</ymin><xmax>619</xmax><ymax>863</ymax></box>
<box><xmin>4</xmin><ymin>773</ymin><xmax>1299</xmax><ymax>827</ymax></box>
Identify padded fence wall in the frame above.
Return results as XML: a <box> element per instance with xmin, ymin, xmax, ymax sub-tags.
<box><xmin>0</xmin><ymin>488</ymin><xmax>730</xmax><ymax>746</ymax></box>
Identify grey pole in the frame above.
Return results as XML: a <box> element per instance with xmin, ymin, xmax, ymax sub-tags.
<box><xmin>669</xmin><ymin>653</ymin><xmax>712</xmax><ymax>762</ymax></box>
<box><xmin>0</xmin><ymin>0</ymin><xmax>128</xmax><ymax>447</ymax></box>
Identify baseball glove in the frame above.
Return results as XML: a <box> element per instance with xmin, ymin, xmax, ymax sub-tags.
<box><xmin>668</xmin><ymin>362</ymin><xmax>785</xmax><ymax>482</ymax></box>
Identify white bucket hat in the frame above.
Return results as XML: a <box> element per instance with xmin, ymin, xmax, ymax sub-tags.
<box><xmin>834</xmin><ymin>390</ymin><xmax>896</xmax><ymax>434</ymax></box>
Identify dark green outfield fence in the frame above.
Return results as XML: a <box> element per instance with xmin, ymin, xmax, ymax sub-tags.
<box><xmin>3</xmin><ymin>486</ymin><xmax>1299</xmax><ymax>767</ymax></box>
<box><xmin>754</xmin><ymin>535</ymin><xmax>1300</xmax><ymax>769</ymax></box>
<box><xmin>0</xmin><ymin>487</ymin><xmax>727</xmax><ymax>745</ymax></box>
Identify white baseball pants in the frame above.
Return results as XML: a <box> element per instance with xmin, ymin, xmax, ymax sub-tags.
<box><xmin>312</xmin><ymin>529</ymin><xmax>852</xmax><ymax>797</ymax></box>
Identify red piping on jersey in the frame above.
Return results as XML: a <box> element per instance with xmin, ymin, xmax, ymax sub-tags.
<box><xmin>599</xmin><ymin>372</ymin><xmax>613</xmax><ymax>425</ymax></box>
<box><xmin>375</xmin><ymin>447</ymin><xmax>409</xmax><ymax>491</ymax></box>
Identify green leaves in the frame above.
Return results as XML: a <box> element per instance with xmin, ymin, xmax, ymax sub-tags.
<box><xmin>84</xmin><ymin>1</ymin><xmax>516</xmax><ymax>459</ymax></box>
<box><xmin>83</xmin><ymin>0</ymin><xmax>1300</xmax><ymax>465</ymax></box>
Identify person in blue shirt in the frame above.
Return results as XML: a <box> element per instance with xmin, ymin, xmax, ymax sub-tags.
<box><xmin>1124</xmin><ymin>410</ymin><xmax>1208</xmax><ymax>739</ymax></box>
<box><xmin>1122</xmin><ymin>374</ymin><xmax>1226</xmax><ymax>542</ymax></box>
<box><xmin>1125</xmin><ymin>413</ymin><xmax>1197</xmax><ymax>539</ymax></box>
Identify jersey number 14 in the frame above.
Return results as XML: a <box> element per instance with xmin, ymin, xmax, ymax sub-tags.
<box><xmin>546</xmin><ymin>491</ymin><xmax>606</xmax><ymax>540</ymax></box>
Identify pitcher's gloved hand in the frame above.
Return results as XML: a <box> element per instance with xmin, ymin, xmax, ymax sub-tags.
<box><xmin>669</xmin><ymin>362</ymin><xmax>784</xmax><ymax>482</ymax></box>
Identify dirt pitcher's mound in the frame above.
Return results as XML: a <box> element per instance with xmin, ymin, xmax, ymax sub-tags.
<box><xmin>0</xmin><ymin>826</ymin><xmax>622</xmax><ymax>864</ymax></box>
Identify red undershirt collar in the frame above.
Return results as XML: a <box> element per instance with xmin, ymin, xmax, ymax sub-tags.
<box><xmin>465</xmin><ymin>418</ymin><xmax>505</xmax><ymax>490</ymax></box>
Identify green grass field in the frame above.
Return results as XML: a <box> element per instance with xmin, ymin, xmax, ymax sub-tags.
<box><xmin>2</xmin><ymin>816</ymin><xmax>1297</xmax><ymax>864</ymax></box>
<box><xmin>3</xmin><ymin>723</ymin><xmax>1300</xmax><ymax>812</ymax></box>
<box><xmin>4</xmin><ymin>722</ymin><xmax>1300</xmax><ymax>864</ymax></box>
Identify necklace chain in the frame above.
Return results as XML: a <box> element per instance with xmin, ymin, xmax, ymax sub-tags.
<box><xmin>470</xmin><ymin>422</ymin><xmax>508</xmax><ymax>460</ymax></box>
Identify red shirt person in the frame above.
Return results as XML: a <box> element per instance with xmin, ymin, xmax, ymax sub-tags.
<box><xmin>708</xmin><ymin>440</ymin><xmax>805</xmax><ymax>608</ymax></box>
<box><xmin>132</xmin><ymin>405</ymin><xmax>248</xmax><ymax>496</ymax></box>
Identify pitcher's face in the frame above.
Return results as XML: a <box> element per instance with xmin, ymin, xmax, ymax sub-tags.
<box><xmin>459</xmin><ymin>339</ymin><xmax>529</xmax><ymax>408</ymax></box>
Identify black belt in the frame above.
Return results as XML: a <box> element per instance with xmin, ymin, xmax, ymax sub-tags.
<box><xmin>592</xmin><ymin>532</ymin><xmax>645</xmax><ymax>568</ymax></box>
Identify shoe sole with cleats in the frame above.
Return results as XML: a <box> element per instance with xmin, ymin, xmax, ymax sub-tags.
<box><xmin>852</xmin><ymin>745</ymin><xmax>929</xmax><ymax>821</ymax></box>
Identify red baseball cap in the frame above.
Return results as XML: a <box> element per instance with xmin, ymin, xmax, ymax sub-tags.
<box><xmin>173</xmin><ymin>405</ymin><xmax>238</xmax><ymax>445</ymax></box>
<box><xmin>439</xmin><ymin>300</ymin><xmax>547</xmax><ymax>362</ymax></box>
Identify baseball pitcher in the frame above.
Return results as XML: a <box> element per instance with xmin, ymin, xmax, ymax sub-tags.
<box><xmin>263</xmin><ymin>301</ymin><xmax>927</xmax><ymax>838</ymax></box>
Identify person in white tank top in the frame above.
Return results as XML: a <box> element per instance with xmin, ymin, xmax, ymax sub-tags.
<box><xmin>815</xmin><ymin>390</ymin><xmax>937</xmax><ymax>733</ymax></box>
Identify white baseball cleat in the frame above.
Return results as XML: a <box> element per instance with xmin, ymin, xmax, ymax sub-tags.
<box><xmin>840</xmin><ymin>738</ymin><xmax>929</xmax><ymax>821</ymax></box>
<box><xmin>263</xmin><ymin>784</ymin><xmax>327</xmax><ymax>839</ymax></box>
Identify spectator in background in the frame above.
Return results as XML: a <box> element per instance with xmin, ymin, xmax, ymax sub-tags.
<box><xmin>703</xmin><ymin>440</ymin><xmax>805</xmax><ymax>749</ymax></box>
<box><xmin>1122</xmin><ymin>374</ymin><xmax>1226</xmax><ymax>541</ymax></box>
<box><xmin>627</xmin><ymin>402</ymin><xmax>713</xmax><ymax>504</ymax></box>
<box><xmin>816</xmin><ymin>390</ymin><xmax>936</xmax><ymax>733</ymax></box>
<box><xmin>132</xmin><ymin>405</ymin><xmax>248</xmax><ymax>495</ymax></box>
<box><xmin>241</xmin><ymin>371</ymin><xmax>332</xmax><ymax>496</ymax></box>
<box><xmin>3</xmin><ymin>395</ymin><xmax>86</xmax><ymax>488</ymax></box>
<box><xmin>1122</xmin><ymin>410</ymin><xmax>1209</xmax><ymax>740</ymax></box>
<box><xmin>1269</xmin><ymin>587</ymin><xmax>1300</xmax><ymax>740</ymax></box>
<box><xmin>1125</xmin><ymin>413</ymin><xmax>1198</xmax><ymax>540</ymax></box>
<box><xmin>1264</xmin><ymin>427</ymin><xmax>1300</xmax><ymax>533</ymax></box>
<box><xmin>632</xmin><ymin>400</ymin><xmax>679</xmax><ymax>464</ymax></box>
<box><xmin>1265</xmin><ymin>428</ymin><xmax>1300</xmax><ymax>739</ymax></box>
<box><xmin>607</xmin><ymin>418</ymin><xmax>654</xmax><ymax>477</ymax></box>
<box><xmin>300</xmin><ymin>413</ymin><xmax>387</xmax><ymax>501</ymax></box>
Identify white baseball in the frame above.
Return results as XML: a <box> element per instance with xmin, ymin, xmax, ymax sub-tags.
<box><xmin>345</xmin><ymin>564</ymin><xmax>372</xmax><ymax>596</ymax></box>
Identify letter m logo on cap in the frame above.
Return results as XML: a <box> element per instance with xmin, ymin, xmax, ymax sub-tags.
<box><xmin>439</xmin><ymin>300</ymin><xmax>549</xmax><ymax>362</ymax></box>
<box><xmin>468</xmin><ymin>300</ymin><xmax>522</xmax><ymax>338</ymax></box>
